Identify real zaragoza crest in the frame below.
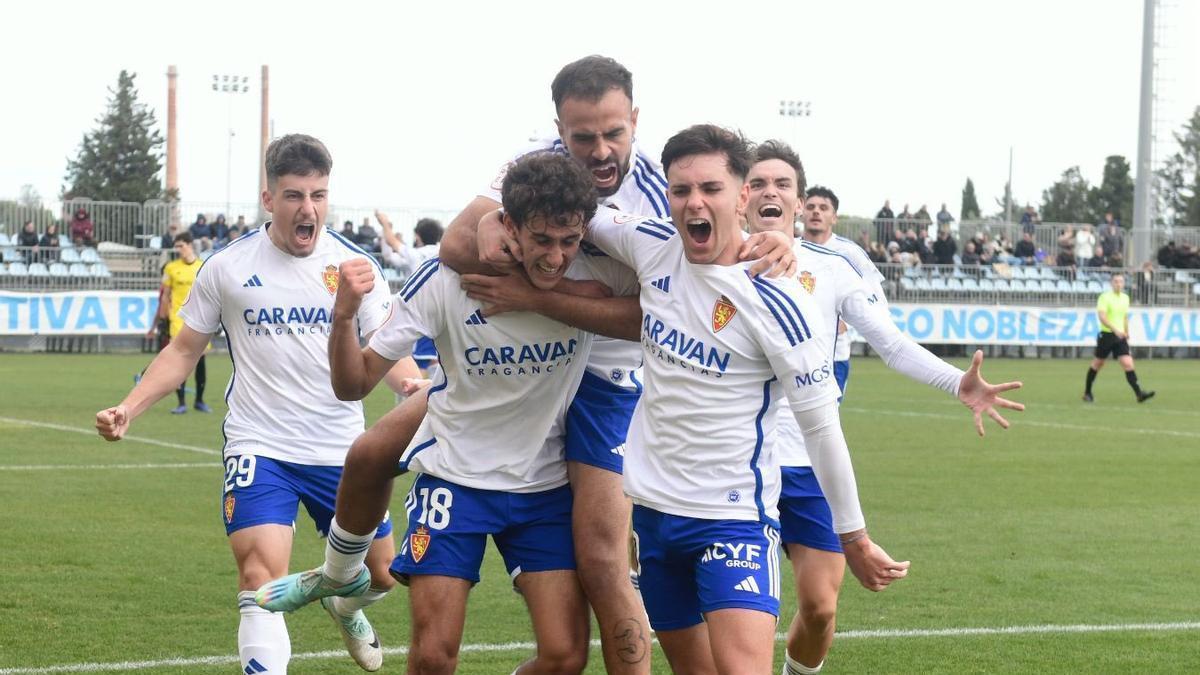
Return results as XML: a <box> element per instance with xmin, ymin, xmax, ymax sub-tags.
<box><xmin>712</xmin><ymin>295</ymin><xmax>737</xmax><ymax>332</ymax></box>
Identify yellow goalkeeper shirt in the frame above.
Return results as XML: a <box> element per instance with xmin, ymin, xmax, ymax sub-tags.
<box><xmin>162</xmin><ymin>257</ymin><xmax>202</xmax><ymax>338</ymax></box>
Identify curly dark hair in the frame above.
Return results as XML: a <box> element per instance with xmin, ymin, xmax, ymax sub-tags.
<box><xmin>754</xmin><ymin>139</ymin><xmax>806</xmax><ymax>196</ymax></box>
<box><xmin>661</xmin><ymin>124</ymin><xmax>751</xmax><ymax>180</ymax></box>
<box><xmin>264</xmin><ymin>134</ymin><xmax>332</xmax><ymax>189</ymax></box>
<box><xmin>551</xmin><ymin>55</ymin><xmax>633</xmax><ymax>112</ymax></box>
<box><xmin>502</xmin><ymin>153</ymin><xmax>598</xmax><ymax>230</ymax></box>
<box><xmin>414</xmin><ymin>217</ymin><xmax>444</xmax><ymax>245</ymax></box>
<box><xmin>805</xmin><ymin>185</ymin><xmax>840</xmax><ymax>212</ymax></box>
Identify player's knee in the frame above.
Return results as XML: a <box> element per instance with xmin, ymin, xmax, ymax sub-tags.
<box><xmin>534</xmin><ymin>638</ymin><xmax>589</xmax><ymax>674</ymax></box>
<box><xmin>346</xmin><ymin>433</ymin><xmax>397</xmax><ymax>473</ymax></box>
<box><xmin>237</xmin><ymin>564</ymin><xmax>275</xmax><ymax>591</ymax></box>
<box><xmin>408</xmin><ymin>640</ymin><xmax>459</xmax><ymax>675</ymax></box>
<box><xmin>799</xmin><ymin>596</ymin><xmax>838</xmax><ymax>633</ymax></box>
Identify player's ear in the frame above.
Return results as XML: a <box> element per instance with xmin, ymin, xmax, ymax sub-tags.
<box><xmin>630</xmin><ymin>106</ymin><xmax>639</xmax><ymax>133</ymax></box>
<box><xmin>736</xmin><ymin>181</ymin><xmax>750</xmax><ymax>217</ymax></box>
<box><xmin>261</xmin><ymin>189</ymin><xmax>274</xmax><ymax>214</ymax></box>
<box><xmin>555</xmin><ymin>118</ymin><xmax>565</xmax><ymax>140</ymax></box>
<box><xmin>502</xmin><ymin>211</ymin><xmax>519</xmax><ymax>238</ymax></box>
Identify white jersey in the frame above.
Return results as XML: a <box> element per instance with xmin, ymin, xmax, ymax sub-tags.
<box><xmin>587</xmin><ymin>211</ymin><xmax>839</xmax><ymax>524</ymax></box>
<box><xmin>776</xmin><ymin>240</ymin><xmax>964</xmax><ymax>466</ymax></box>
<box><xmin>481</xmin><ymin>137</ymin><xmax>668</xmax><ymax>391</ymax></box>
<box><xmin>368</xmin><ymin>254</ymin><xmax>629</xmax><ymax>493</ymax></box>
<box><xmin>809</xmin><ymin>234</ymin><xmax>886</xmax><ymax>362</ymax></box>
<box><xmin>381</xmin><ymin>239</ymin><xmax>439</xmax><ymax>280</ymax></box>
<box><xmin>179</xmin><ymin>225</ymin><xmax>392</xmax><ymax>466</ymax></box>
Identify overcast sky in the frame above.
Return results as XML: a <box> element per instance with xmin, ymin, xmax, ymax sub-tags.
<box><xmin>2</xmin><ymin>0</ymin><xmax>1197</xmax><ymax>222</ymax></box>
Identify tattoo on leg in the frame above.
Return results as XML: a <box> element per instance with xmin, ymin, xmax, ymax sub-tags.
<box><xmin>613</xmin><ymin>617</ymin><xmax>648</xmax><ymax>664</ymax></box>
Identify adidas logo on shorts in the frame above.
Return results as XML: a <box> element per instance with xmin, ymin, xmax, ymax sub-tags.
<box><xmin>734</xmin><ymin>576</ymin><xmax>761</xmax><ymax>593</ymax></box>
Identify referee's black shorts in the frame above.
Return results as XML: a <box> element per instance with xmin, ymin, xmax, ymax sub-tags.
<box><xmin>1094</xmin><ymin>331</ymin><xmax>1130</xmax><ymax>359</ymax></box>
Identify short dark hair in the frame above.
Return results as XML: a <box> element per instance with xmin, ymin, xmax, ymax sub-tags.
<box><xmin>502</xmin><ymin>153</ymin><xmax>598</xmax><ymax>230</ymax></box>
<box><xmin>551</xmin><ymin>55</ymin><xmax>633</xmax><ymax>111</ymax></box>
<box><xmin>806</xmin><ymin>185</ymin><xmax>840</xmax><ymax>212</ymax></box>
<box><xmin>265</xmin><ymin>134</ymin><xmax>332</xmax><ymax>189</ymax></box>
<box><xmin>753</xmin><ymin>139</ymin><xmax>806</xmax><ymax>195</ymax></box>
<box><xmin>414</xmin><ymin>218</ymin><xmax>444</xmax><ymax>245</ymax></box>
<box><xmin>661</xmin><ymin>124</ymin><xmax>751</xmax><ymax>180</ymax></box>
<box><xmin>174</xmin><ymin>231</ymin><xmax>193</xmax><ymax>244</ymax></box>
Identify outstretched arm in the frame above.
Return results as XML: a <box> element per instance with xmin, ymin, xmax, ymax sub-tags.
<box><xmin>95</xmin><ymin>326</ymin><xmax>211</xmax><ymax>441</ymax></box>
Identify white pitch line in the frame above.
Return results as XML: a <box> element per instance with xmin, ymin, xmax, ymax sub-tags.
<box><xmin>2</xmin><ymin>621</ymin><xmax>1197</xmax><ymax>674</ymax></box>
<box><xmin>0</xmin><ymin>463</ymin><xmax>212</xmax><ymax>472</ymax></box>
<box><xmin>842</xmin><ymin>407</ymin><xmax>1200</xmax><ymax>439</ymax></box>
<box><xmin>0</xmin><ymin>417</ymin><xmax>221</xmax><ymax>456</ymax></box>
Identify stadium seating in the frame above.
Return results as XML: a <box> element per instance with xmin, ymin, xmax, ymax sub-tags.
<box><xmin>79</xmin><ymin>248</ymin><xmax>100</xmax><ymax>263</ymax></box>
<box><xmin>27</xmin><ymin>262</ymin><xmax>49</xmax><ymax>279</ymax></box>
<box><xmin>69</xmin><ymin>263</ymin><xmax>90</xmax><ymax>279</ymax></box>
<box><xmin>0</xmin><ymin>233</ymin><xmax>10</xmax><ymax>246</ymax></box>
<box><xmin>60</xmin><ymin>248</ymin><xmax>81</xmax><ymax>263</ymax></box>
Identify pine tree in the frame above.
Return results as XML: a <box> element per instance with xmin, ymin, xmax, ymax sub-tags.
<box><xmin>1040</xmin><ymin>167</ymin><xmax>1092</xmax><ymax>223</ymax></box>
<box><xmin>62</xmin><ymin>71</ymin><xmax>164</xmax><ymax>203</ymax></box>
<box><xmin>960</xmin><ymin>178</ymin><xmax>981</xmax><ymax>220</ymax></box>
<box><xmin>1156</xmin><ymin>106</ymin><xmax>1200</xmax><ymax>228</ymax></box>
<box><xmin>1089</xmin><ymin>155</ymin><xmax>1133</xmax><ymax>227</ymax></box>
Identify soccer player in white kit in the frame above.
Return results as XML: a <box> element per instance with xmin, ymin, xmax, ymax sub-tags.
<box><xmin>95</xmin><ymin>135</ymin><xmax>401</xmax><ymax>673</ymax></box>
<box><xmin>576</xmin><ymin>124</ymin><xmax>894</xmax><ymax>674</ymax></box>
<box><xmin>260</xmin><ymin>153</ymin><xmax>639</xmax><ymax>673</ymax></box>
<box><xmin>438</xmin><ymin>55</ymin><xmax>669</xmax><ymax>673</ymax></box>
<box><xmin>744</xmin><ymin>140</ymin><xmax>1025</xmax><ymax>675</ymax></box>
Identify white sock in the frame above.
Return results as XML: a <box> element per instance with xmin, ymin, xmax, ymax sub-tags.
<box><xmin>239</xmin><ymin>591</ymin><xmax>290</xmax><ymax>673</ymax></box>
<box><xmin>331</xmin><ymin>586</ymin><xmax>390</xmax><ymax>616</ymax></box>
<box><xmin>783</xmin><ymin>653</ymin><xmax>823</xmax><ymax>675</ymax></box>
<box><xmin>323</xmin><ymin>517</ymin><xmax>375</xmax><ymax>583</ymax></box>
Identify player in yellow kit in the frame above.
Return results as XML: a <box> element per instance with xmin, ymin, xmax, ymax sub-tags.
<box><xmin>152</xmin><ymin>231</ymin><xmax>211</xmax><ymax>414</ymax></box>
<box><xmin>1083</xmin><ymin>273</ymin><xmax>1154</xmax><ymax>404</ymax></box>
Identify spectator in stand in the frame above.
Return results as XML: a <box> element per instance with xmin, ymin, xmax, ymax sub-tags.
<box><xmin>212</xmin><ymin>215</ymin><xmax>230</xmax><ymax>247</ymax></box>
<box><xmin>874</xmin><ymin>199</ymin><xmax>895</xmax><ymax>244</ymax></box>
<box><xmin>1174</xmin><ymin>243</ymin><xmax>1200</xmax><ymax>269</ymax></box>
<box><xmin>18</xmin><ymin>219</ymin><xmax>40</xmax><ymax>248</ymax></box>
<box><xmin>1013</xmin><ymin>231</ymin><xmax>1037</xmax><ymax>265</ymax></box>
<box><xmin>887</xmin><ymin>240</ymin><xmax>903</xmax><ymax>264</ymax></box>
<box><xmin>160</xmin><ymin>222</ymin><xmax>182</xmax><ymax>249</ymax></box>
<box><xmin>961</xmin><ymin>240</ymin><xmax>982</xmax><ymax>266</ymax></box>
<box><xmin>936</xmin><ymin>203</ymin><xmax>954</xmax><ymax>229</ymax></box>
<box><xmin>914</xmin><ymin>204</ymin><xmax>932</xmax><ymax>226</ymax></box>
<box><xmin>70</xmin><ymin>207</ymin><xmax>95</xmax><ymax>247</ymax></box>
<box><xmin>1156</xmin><ymin>241</ymin><xmax>1176</xmax><ymax>267</ymax></box>
<box><xmin>39</xmin><ymin>223</ymin><xmax>62</xmax><ymax>262</ymax></box>
<box><xmin>1056</xmin><ymin>248</ymin><xmax>1076</xmax><ymax>269</ymax></box>
<box><xmin>974</xmin><ymin>234</ymin><xmax>994</xmax><ymax>265</ymax></box>
<box><xmin>1057</xmin><ymin>225</ymin><xmax>1075</xmax><ymax>260</ymax></box>
<box><xmin>1099</xmin><ymin>213</ymin><xmax>1124</xmax><ymax>260</ymax></box>
<box><xmin>376</xmin><ymin>211</ymin><xmax>442</xmax><ymax>278</ymax></box>
<box><xmin>1074</xmin><ymin>224</ymin><xmax>1096</xmax><ymax>266</ymax></box>
<box><xmin>855</xmin><ymin>230</ymin><xmax>871</xmax><ymax>253</ymax></box>
<box><xmin>898</xmin><ymin>228</ymin><xmax>918</xmax><ymax>254</ymax></box>
<box><xmin>915</xmin><ymin>227</ymin><xmax>935</xmax><ymax>264</ymax></box>
<box><xmin>1085</xmin><ymin>245</ymin><xmax>1107</xmax><ymax>269</ymax></box>
<box><xmin>355</xmin><ymin>217</ymin><xmax>379</xmax><ymax>252</ymax></box>
<box><xmin>1134</xmin><ymin>261</ymin><xmax>1154</xmax><ymax>305</ymax></box>
<box><xmin>339</xmin><ymin>220</ymin><xmax>356</xmax><ymax>240</ymax></box>
<box><xmin>1020</xmin><ymin>205</ymin><xmax>1040</xmax><ymax>235</ymax></box>
<box><xmin>868</xmin><ymin>241</ymin><xmax>887</xmax><ymax>264</ymax></box>
<box><xmin>897</xmin><ymin>203</ymin><xmax>913</xmax><ymax>227</ymax></box>
<box><xmin>189</xmin><ymin>214</ymin><xmax>214</xmax><ymax>252</ymax></box>
<box><xmin>933</xmin><ymin>228</ymin><xmax>957</xmax><ymax>265</ymax></box>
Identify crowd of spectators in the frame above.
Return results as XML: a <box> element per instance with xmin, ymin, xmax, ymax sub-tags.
<box><xmin>1157</xmin><ymin>241</ymin><xmax>1200</xmax><ymax>269</ymax></box>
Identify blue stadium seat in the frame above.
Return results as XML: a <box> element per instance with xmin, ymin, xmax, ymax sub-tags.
<box><xmin>947</xmin><ymin>278</ymin><xmax>964</xmax><ymax>291</ymax></box>
<box><xmin>930</xmin><ymin>278</ymin><xmax>948</xmax><ymax>291</ymax></box>
<box><xmin>1040</xmin><ymin>267</ymin><xmax>1058</xmax><ymax>281</ymax></box>
<box><xmin>49</xmin><ymin>262</ymin><xmax>69</xmax><ymax>278</ymax></box>
<box><xmin>1193</xmin><ymin>282</ymin><xmax>1200</xmax><ymax>297</ymax></box>
<box><xmin>9</xmin><ymin>261</ymin><xmax>28</xmax><ymax>276</ymax></box>
<box><xmin>915</xmin><ymin>277</ymin><xmax>932</xmax><ymax>291</ymax></box>
<box><xmin>79</xmin><ymin>248</ymin><xmax>100</xmax><ymax>263</ymax></box>
<box><xmin>1009</xmin><ymin>279</ymin><xmax>1026</xmax><ymax>292</ymax></box>
<box><xmin>90</xmin><ymin>263</ymin><xmax>112</xmax><ymax>278</ymax></box>
<box><xmin>60</xmin><ymin>238</ymin><xmax>74</xmax><ymax>249</ymax></box>
<box><xmin>0</xmin><ymin>262</ymin><xmax>7</xmax><ymax>276</ymax></box>
<box><xmin>69</xmin><ymin>263</ymin><xmax>91</xmax><ymax>279</ymax></box>
<box><xmin>149</xmin><ymin>235</ymin><xmax>163</xmax><ymax>249</ymax></box>
<box><xmin>1072</xmin><ymin>280</ymin><xmax>1090</xmax><ymax>294</ymax></box>
<box><xmin>28</xmin><ymin>262</ymin><xmax>49</xmax><ymax>278</ymax></box>
<box><xmin>1</xmin><ymin>247</ymin><xmax>21</xmax><ymax>263</ymax></box>
<box><xmin>991</xmin><ymin>279</ymin><xmax>1008</xmax><ymax>292</ymax></box>
<box><xmin>1040</xmin><ymin>279</ymin><xmax>1057</xmax><ymax>292</ymax></box>
<box><xmin>60</xmin><ymin>248</ymin><xmax>82</xmax><ymax>263</ymax></box>
<box><xmin>899</xmin><ymin>277</ymin><xmax>916</xmax><ymax>292</ymax></box>
<box><xmin>0</xmin><ymin>233</ymin><xmax>10</xmax><ymax>246</ymax></box>
<box><xmin>978</xmin><ymin>278</ymin><xmax>994</xmax><ymax>291</ymax></box>
<box><xmin>1056</xmin><ymin>279</ymin><xmax>1073</xmax><ymax>293</ymax></box>
<box><xmin>1087</xmin><ymin>280</ymin><xmax>1104</xmax><ymax>294</ymax></box>
<box><xmin>962</xmin><ymin>277</ymin><xmax>980</xmax><ymax>291</ymax></box>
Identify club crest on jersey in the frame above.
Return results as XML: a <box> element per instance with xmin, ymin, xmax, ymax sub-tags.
<box><xmin>613</xmin><ymin>213</ymin><xmax>639</xmax><ymax>224</ymax></box>
<box><xmin>409</xmin><ymin>526</ymin><xmax>431</xmax><ymax>563</ymax></box>
<box><xmin>799</xmin><ymin>271</ymin><xmax>816</xmax><ymax>294</ymax></box>
<box><xmin>223</xmin><ymin>493</ymin><xmax>235</xmax><ymax>524</ymax></box>
<box><xmin>712</xmin><ymin>295</ymin><xmax>737</xmax><ymax>333</ymax></box>
<box><xmin>322</xmin><ymin>265</ymin><xmax>339</xmax><ymax>295</ymax></box>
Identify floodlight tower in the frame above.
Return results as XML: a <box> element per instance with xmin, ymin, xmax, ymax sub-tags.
<box><xmin>1131</xmin><ymin>0</ymin><xmax>1157</xmax><ymax>266</ymax></box>
<box><xmin>212</xmin><ymin>73</ymin><xmax>250</xmax><ymax>219</ymax></box>
<box><xmin>778</xmin><ymin>100</ymin><xmax>812</xmax><ymax>155</ymax></box>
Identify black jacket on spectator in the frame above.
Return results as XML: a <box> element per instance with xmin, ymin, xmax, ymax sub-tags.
<box><xmin>933</xmin><ymin>235</ymin><xmax>957</xmax><ymax>265</ymax></box>
<box><xmin>1014</xmin><ymin>239</ymin><xmax>1037</xmax><ymax>261</ymax></box>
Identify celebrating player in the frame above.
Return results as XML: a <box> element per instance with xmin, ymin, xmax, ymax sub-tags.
<box><xmin>745</xmin><ymin>140</ymin><xmax>1024</xmax><ymax>674</ymax></box>
<box><xmin>259</xmin><ymin>152</ymin><xmax>641</xmax><ymax>673</ymax></box>
<box><xmin>96</xmin><ymin>135</ymin><xmax>403</xmax><ymax>673</ymax></box>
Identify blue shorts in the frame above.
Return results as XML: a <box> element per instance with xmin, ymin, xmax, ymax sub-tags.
<box><xmin>564</xmin><ymin>370</ymin><xmax>641</xmax><ymax>474</ymax></box>
<box><xmin>413</xmin><ymin>336</ymin><xmax>439</xmax><ymax>371</ymax></box>
<box><xmin>632</xmin><ymin>505</ymin><xmax>781</xmax><ymax>631</ymax></box>
<box><xmin>834</xmin><ymin>359</ymin><xmax>850</xmax><ymax>402</ymax></box>
<box><xmin>778</xmin><ymin>467</ymin><xmax>841</xmax><ymax>553</ymax></box>
<box><xmin>391</xmin><ymin>474</ymin><xmax>575</xmax><ymax>584</ymax></box>
<box><xmin>220</xmin><ymin>455</ymin><xmax>393</xmax><ymax>539</ymax></box>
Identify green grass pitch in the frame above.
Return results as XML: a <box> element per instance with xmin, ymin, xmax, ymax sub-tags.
<box><xmin>0</xmin><ymin>352</ymin><xmax>1196</xmax><ymax>673</ymax></box>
